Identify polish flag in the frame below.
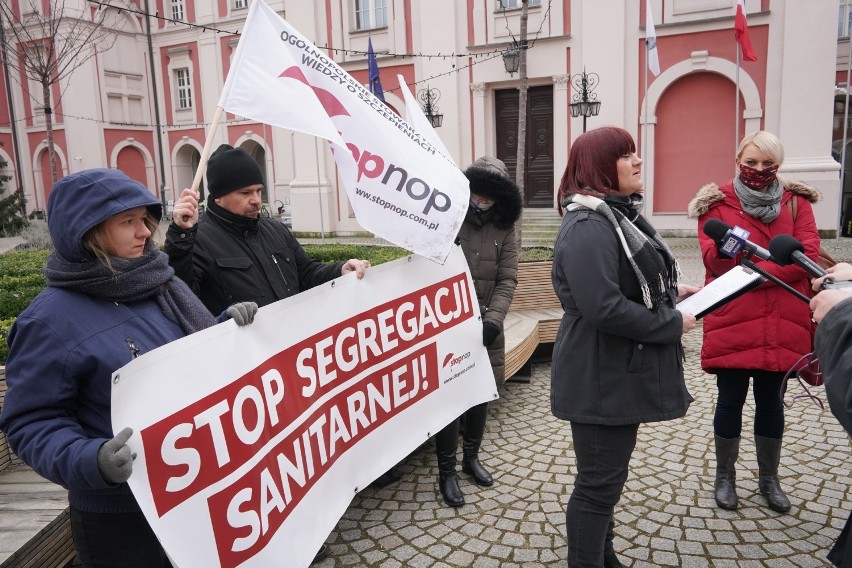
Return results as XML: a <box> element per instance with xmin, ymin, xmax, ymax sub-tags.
<box><xmin>734</xmin><ymin>0</ymin><xmax>758</xmax><ymax>62</ymax></box>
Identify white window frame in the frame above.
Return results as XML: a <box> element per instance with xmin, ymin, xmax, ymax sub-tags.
<box><xmin>497</xmin><ymin>0</ymin><xmax>541</xmax><ymax>9</ymax></box>
<box><xmin>354</xmin><ymin>0</ymin><xmax>387</xmax><ymax>31</ymax></box>
<box><xmin>171</xmin><ymin>0</ymin><xmax>185</xmax><ymax>22</ymax></box>
<box><xmin>175</xmin><ymin>68</ymin><xmax>192</xmax><ymax>111</ymax></box>
<box><xmin>233</xmin><ymin>0</ymin><xmax>248</xmax><ymax>8</ymax></box>
<box><xmin>840</xmin><ymin>0</ymin><xmax>852</xmax><ymax>38</ymax></box>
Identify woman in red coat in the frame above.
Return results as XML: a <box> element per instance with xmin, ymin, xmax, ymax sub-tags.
<box><xmin>687</xmin><ymin>131</ymin><xmax>821</xmax><ymax>514</ymax></box>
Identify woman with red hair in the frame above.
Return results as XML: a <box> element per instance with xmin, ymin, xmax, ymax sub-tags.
<box><xmin>551</xmin><ymin>127</ymin><xmax>699</xmax><ymax>567</ymax></box>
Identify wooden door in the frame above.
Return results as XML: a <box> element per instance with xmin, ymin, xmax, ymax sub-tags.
<box><xmin>495</xmin><ymin>86</ymin><xmax>554</xmax><ymax>207</ymax></box>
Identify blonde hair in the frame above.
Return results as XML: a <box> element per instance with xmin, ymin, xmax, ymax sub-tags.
<box><xmin>737</xmin><ymin>131</ymin><xmax>785</xmax><ymax>165</ymax></box>
<box><xmin>82</xmin><ymin>212</ymin><xmax>159</xmax><ymax>270</ymax></box>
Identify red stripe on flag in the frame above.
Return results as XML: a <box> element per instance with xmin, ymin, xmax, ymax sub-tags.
<box><xmin>735</xmin><ymin>1</ymin><xmax>758</xmax><ymax>62</ymax></box>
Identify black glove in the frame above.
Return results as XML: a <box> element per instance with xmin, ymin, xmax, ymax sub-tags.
<box><xmin>97</xmin><ymin>427</ymin><xmax>135</xmax><ymax>484</ymax></box>
<box><xmin>482</xmin><ymin>322</ymin><xmax>500</xmax><ymax>347</ymax></box>
<box><xmin>226</xmin><ymin>302</ymin><xmax>258</xmax><ymax>326</ymax></box>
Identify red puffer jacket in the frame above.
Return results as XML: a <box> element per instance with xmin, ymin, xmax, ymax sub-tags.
<box><xmin>686</xmin><ymin>179</ymin><xmax>821</xmax><ymax>373</ymax></box>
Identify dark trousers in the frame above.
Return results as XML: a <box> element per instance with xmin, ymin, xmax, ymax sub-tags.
<box><xmin>70</xmin><ymin>506</ymin><xmax>171</xmax><ymax>568</ymax></box>
<box><xmin>566</xmin><ymin>422</ymin><xmax>639</xmax><ymax>568</ymax></box>
<box><xmin>714</xmin><ymin>369</ymin><xmax>785</xmax><ymax>439</ymax></box>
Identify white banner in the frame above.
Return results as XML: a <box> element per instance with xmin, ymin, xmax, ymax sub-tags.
<box><xmin>218</xmin><ymin>0</ymin><xmax>469</xmax><ymax>263</ymax></box>
<box><xmin>111</xmin><ymin>247</ymin><xmax>495</xmax><ymax>568</ymax></box>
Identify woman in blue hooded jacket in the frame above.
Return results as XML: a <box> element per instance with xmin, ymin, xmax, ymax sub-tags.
<box><xmin>0</xmin><ymin>169</ymin><xmax>255</xmax><ymax>567</ymax></box>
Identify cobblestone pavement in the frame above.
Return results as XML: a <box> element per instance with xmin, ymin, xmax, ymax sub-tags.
<box><xmin>313</xmin><ymin>236</ymin><xmax>852</xmax><ymax>568</ymax></box>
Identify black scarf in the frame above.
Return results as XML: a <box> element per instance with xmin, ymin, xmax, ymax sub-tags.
<box><xmin>563</xmin><ymin>193</ymin><xmax>680</xmax><ymax>310</ymax></box>
<box><xmin>45</xmin><ymin>242</ymin><xmax>217</xmax><ymax>335</ymax></box>
<box><xmin>206</xmin><ymin>200</ymin><xmax>259</xmax><ymax>233</ymax></box>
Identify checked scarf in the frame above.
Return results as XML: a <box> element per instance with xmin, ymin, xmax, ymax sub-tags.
<box><xmin>564</xmin><ymin>193</ymin><xmax>680</xmax><ymax>310</ymax></box>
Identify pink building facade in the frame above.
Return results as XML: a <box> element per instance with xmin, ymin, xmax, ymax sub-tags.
<box><xmin>0</xmin><ymin>0</ymin><xmax>843</xmax><ymax>235</ymax></box>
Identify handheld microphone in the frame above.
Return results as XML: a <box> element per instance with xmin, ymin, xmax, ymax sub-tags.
<box><xmin>767</xmin><ymin>234</ymin><xmax>826</xmax><ymax>278</ymax></box>
<box><xmin>703</xmin><ymin>218</ymin><xmax>773</xmax><ymax>261</ymax></box>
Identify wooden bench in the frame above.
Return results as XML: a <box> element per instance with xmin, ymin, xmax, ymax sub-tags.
<box><xmin>503</xmin><ymin>260</ymin><xmax>563</xmax><ymax>381</ymax></box>
<box><xmin>0</xmin><ymin>368</ymin><xmax>75</xmax><ymax>568</ymax></box>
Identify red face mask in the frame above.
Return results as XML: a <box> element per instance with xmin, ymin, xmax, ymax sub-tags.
<box><xmin>738</xmin><ymin>163</ymin><xmax>779</xmax><ymax>190</ymax></box>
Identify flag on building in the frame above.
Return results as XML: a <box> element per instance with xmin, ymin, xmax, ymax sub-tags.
<box><xmin>734</xmin><ymin>0</ymin><xmax>758</xmax><ymax>61</ymax></box>
<box><xmin>218</xmin><ymin>0</ymin><xmax>468</xmax><ymax>263</ymax></box>
<box><xmin>645</xmin><ymin>0</ymin><xmax>660</xmax><ymax>76</ymax></box>
<box><xmin>367</xmin><ymin>37</ymin><xmax>385</xmax><ymax>102</ymax></box>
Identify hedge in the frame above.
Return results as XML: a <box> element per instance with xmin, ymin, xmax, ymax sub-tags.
<box><xmin>0</xmin><ymin>244</ymin><xmax>553</xmax><ymax>365</ymax></box>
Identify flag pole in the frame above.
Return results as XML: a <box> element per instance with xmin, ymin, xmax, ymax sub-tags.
<box><xmin>735</xmin><ymin>48</ymin><xmax>741</xmax><ymax>169</ymax></box>
<box><xmin>190</xmin><ymin>105</ymin><xmax>224</xmax><ymax>195</ymax></box>
<box><xmin>643</xmin><ymin>40</ymin><xmax>649</xmax><ymax>186</ymax></box>
<box><xmin>180</xmin><ymin>105</ymin><xmax>224</xmax><ymax>221</ymax></box>
<box><xmin>314</xmin><ymin>137</ymin><xmax>326</xmax><ymax>242</ymax></box>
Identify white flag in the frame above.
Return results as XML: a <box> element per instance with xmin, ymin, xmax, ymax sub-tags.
<box><xmin>218</xmin><ymin>0</ymin><xmax>469</xmax><ymax>263</ymax></box>
<box><xmin>646</xmin><ymin>0</ymin><xmax>660</xmax><ymax>76</ymax></box>
<box><xmin>397</xmin><ymin>75</ymin><xmax>454</xmax><ymax>165</ymax></box>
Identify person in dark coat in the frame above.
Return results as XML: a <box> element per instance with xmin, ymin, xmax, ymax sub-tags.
<box><xmin>165</xmin><ymin>144</ymin><xmax>369</xmax><ymax>316</ymax></box>
<box><xmin>0</xmin><ymin>169</ymin><xmax>256</xmax><ymax>568</ymax></box>
<box><xmin>551</xmin><ymin>127</ymin><xmax>698</xmax><ymax>567</ymax></box>
<box><xmin>687</xmin><ymin>131</ymin><xmax>820</xmax><ymax>514</ymax></box>
<box><xmin>165</xmin><ymin>144</ymin><xmax>371</xmax><ymax>562</ymax></box>
<box><xmin>811</xmin><ymin>264</ymin><xmax>852</xmax><ymax>568</ymax></box>
<box><xmin>434</xmin><ymin>156</ymin><xmax>521</xmax><ymax>508</ymax></box>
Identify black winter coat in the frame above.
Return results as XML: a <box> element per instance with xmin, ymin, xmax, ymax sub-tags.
<box><xmin>164</xmin><ymin>204</ymin><xmax>343</xmax><ymax>314</ymax></box>
<box><xmin>816</xmin><ymin>297</ymin><xmax>852</xmax><ymax>567</ymax></box>
<box><xmin>550</xmin><ymin>208</ymin><xmax>691</xmax><ymax>425</ymax></box>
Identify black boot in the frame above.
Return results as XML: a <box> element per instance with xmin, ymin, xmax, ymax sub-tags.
<box><xmin>435</xmin><ymin>419</ymin><xmax>464</xmax><ymax>507</ymax></box>
<box><xmin>370</xmin><ymin>464</ymin><xmax>403</xmax><ymax>488</ymax></box>
<box><xmin>603</xmin><ymin>519</ymin><xmax>623</xmax><ymax>568</ymax></box>
<box><xmin>461</xmin><ymin>403</ymin><xmax>493</xmax><ymax>487</ymax></box>
<box><xmin>755</xmin><ymin>435</ymin><xmax>791</xmax><ymax>513</ymax></box>
<box><xmin>714</xmin><ymin>435</ymin><xmax>740</xmax><ymax>510</ymax></box>
<box><xmin>311</xmin><ymin>544</ymin><xmax>329</xmax><ymax>564</ymax></box>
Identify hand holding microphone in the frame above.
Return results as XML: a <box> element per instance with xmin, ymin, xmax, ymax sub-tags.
<box><xmin>702</xmin><ymin>219</ymin><xmax>773</xmax><ymax>261</ymax></box>
<box><xmin>768</xmin><ymin>235</ymin><xmax>852</xmax><ymax>292</ymax></box>
<box><xmin>811</xmin><ymin>262</ymin><xmax>852</xmax><ymax>292</ymax></box>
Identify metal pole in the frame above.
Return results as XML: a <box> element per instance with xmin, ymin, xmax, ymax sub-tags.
<box><xmin>735</xmin><ymin>48</ymin><xmax>741</xmax><ymax>168</ymax></box>
<box><xmin>838</xmin><ymin>35</ymin><xmax>852</xmax><ymax>240</ymax></box>
<box><xmin>580</xmin><ymin>69</ymin><xmax>589</xmax><ymax>134</ymax></box>
<box><xmin>144</xmin><ymin>0</ymin><xmax>168</xmax><ymax>206</ymax></box>
<box><xmin>0</xmin><ymin>9</ymin><xmax>26</xmax><ymax>209</ymax></box>
<box><xmin>643</xmin><ymin>35</ymin><xmax>649</xmax><ymax>185</ymax></box>
<box><xmin>313</xmin><ymin>138</ymin><xmax>326</xmax><ymax>242</ymax></box>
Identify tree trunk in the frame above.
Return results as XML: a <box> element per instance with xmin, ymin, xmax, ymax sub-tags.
<box><xmin>43</xmin><ymin>80</ymin><xmax>58</xmax><ymax>186</ymax></box>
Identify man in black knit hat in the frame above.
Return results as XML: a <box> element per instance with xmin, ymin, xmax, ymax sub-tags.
<box><xmin>165</xmin><ymin>144</ymin><xmax>369</xmax><ymax>315</ymax></box>
<box><xmin>165</xmin><ymin>144</ymin><xmax>371</xmax><ymax>564</ymax></box>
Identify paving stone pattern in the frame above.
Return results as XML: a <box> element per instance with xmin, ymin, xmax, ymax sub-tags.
<box><xmin>5</xmin><ymin>227</ymin><xmax>842</xmax><ymax>567</ymax></box>
<box><xmin>314</xmin><ymin>237</ymin><xmax>852</xmax><ymax>568</ymax></box>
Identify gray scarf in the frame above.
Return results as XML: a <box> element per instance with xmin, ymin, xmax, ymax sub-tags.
<box><xmin>45</xmin><ymin>242</ymin><xmax>216</xmax><ymax>335</ymax></box>
<box><xmin>733</xmin><ymin>176</ymin><xmax>782</xmax><ymax>223</ymax></box>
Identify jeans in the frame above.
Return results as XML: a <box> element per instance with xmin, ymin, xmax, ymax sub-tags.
<box><xmin>714</xmin><ymin>369</ymin><xmax>785</xmax><ymax>439</ymax></box>
<box><xmin>70</xmin><ymin>506</ymin><xmax>171</xmax><ymax>568</ymax></box>
<box><xmin>566</xmin><ymin>422</ymin><xmax>639</xmax><ymax>567</ymax></box>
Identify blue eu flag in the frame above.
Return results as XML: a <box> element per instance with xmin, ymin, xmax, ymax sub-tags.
<box><xmin>367</xmin><ymin>37</ymin><xmax>385</xmax><ymax>102</ymax></box>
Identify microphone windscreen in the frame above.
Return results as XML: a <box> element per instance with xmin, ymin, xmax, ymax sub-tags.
<box><xmin>768</xmin><ymin>234</ymin><xmax>804</xmax><ymax>266</ymax></box>
<box><xmin>703</xmin><ymin>218</ymin><xmax>731</xmax><ymax>241</ymax></box>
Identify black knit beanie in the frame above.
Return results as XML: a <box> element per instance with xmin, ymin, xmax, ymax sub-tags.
<box><xmin>206</xmin><ymin>144</ymin><xmax>264</xmax><ymax>199</ymax></box>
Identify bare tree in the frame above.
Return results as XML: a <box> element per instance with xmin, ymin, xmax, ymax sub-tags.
<box><xmin>0</xmin><ymin>0</ymin><xmax>120</xmax><ymax>185</ymax></box>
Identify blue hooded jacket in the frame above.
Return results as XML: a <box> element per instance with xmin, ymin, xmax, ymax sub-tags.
<box><xmin>0</xmin><ymin>169</ymin><xmax>188</xmax><ymax>513</ymax></box>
